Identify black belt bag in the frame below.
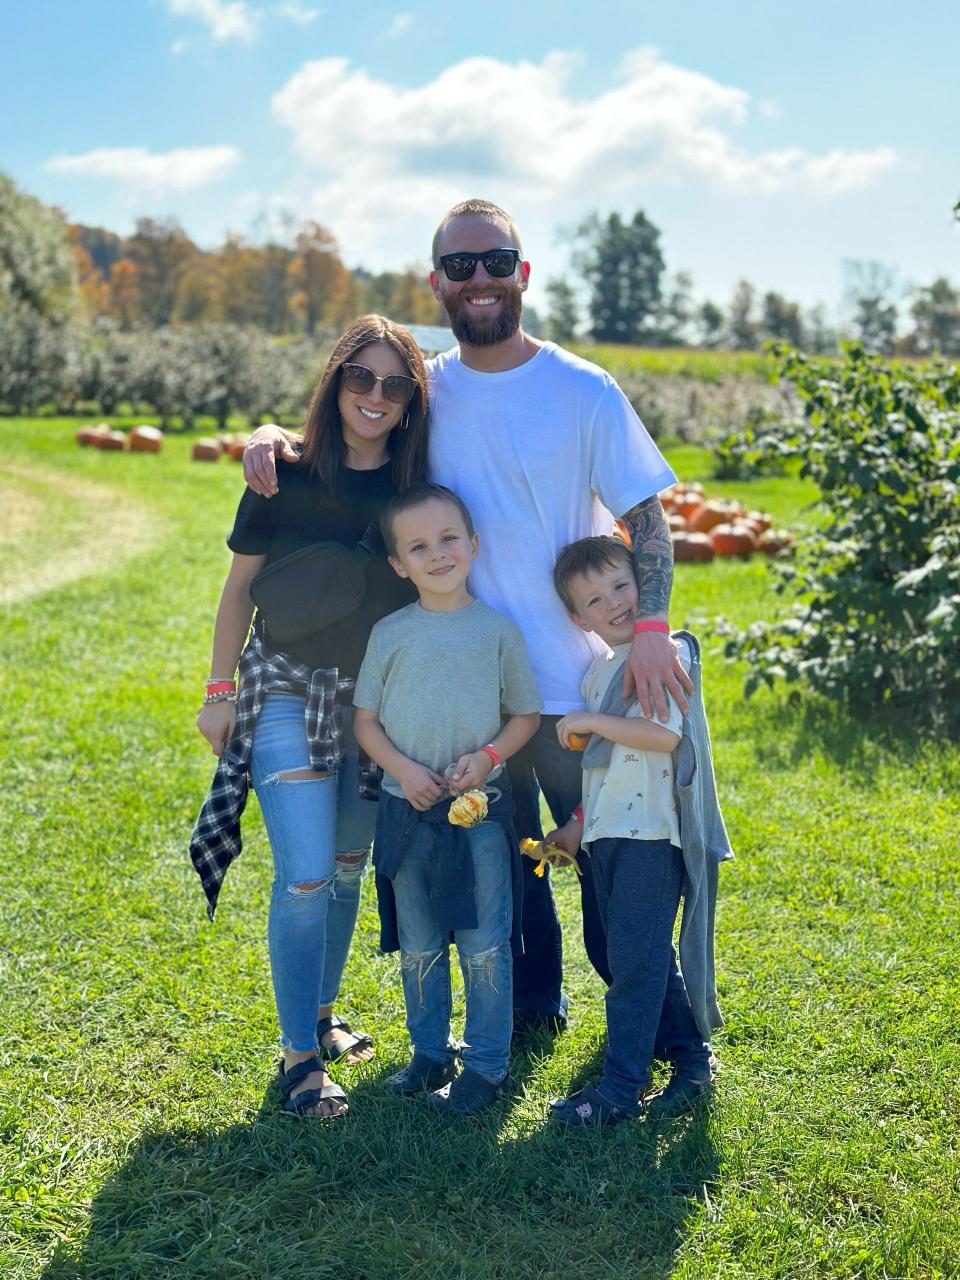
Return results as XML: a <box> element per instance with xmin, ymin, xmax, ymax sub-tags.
<box><xmin>249</xmin><ymin>525</ymin><xmax>379</xmax><ymax>646</ymax></box>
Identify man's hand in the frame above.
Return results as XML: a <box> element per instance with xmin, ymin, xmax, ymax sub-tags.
<box><xmin>196</xmin><ymin>701</ymin><xmax>237</xmax><ymax>757</ymax></box>
<box><xmin>397</xmin><ymin>761</ymin><xmax>447</xmax><ymax>811</ymax></box>
<box><xmin>242</xmin><ymin>424</ymin><xmax>300</xmax><ymax>497</ymax></box>
<box><xmin>623</xmin><ymin>629</ymin><xmax>693</xmax><ymax>721</ymax></box>
<box><xmin>447</xmin><ymin>750</ymin><xmax>494</xmax><ymax>793</ymax></box>
<box><xmin>542</xmin><ymin>816</ymin><xmax>583</xmax><ymax>859</ymax></box>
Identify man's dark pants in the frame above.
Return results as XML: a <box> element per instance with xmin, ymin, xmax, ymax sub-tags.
<box><xmin>507</xmin><ymin>715</ymin><xmax>611</xmax><ymax>1017</ymax></box>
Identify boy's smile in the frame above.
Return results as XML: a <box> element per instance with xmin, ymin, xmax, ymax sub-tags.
<box><xmin>566</xmin><ymin>560</ymin><xmax>639</xmax><ymax>647</ymax></box>
<box><xmin>388</xmin><ymin>498</ymin><xmax>479</xmax><ymax>612</ymax></box>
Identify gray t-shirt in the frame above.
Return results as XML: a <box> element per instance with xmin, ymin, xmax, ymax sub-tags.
<box><xmin>353</xmin><ymin>600</ymin><xmax>542</xmax><ymax>798</ymax></box>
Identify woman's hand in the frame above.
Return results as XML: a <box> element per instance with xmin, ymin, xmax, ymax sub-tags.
<box><xmin>397</xmin><ymin>761</ymin><xmax>448</xmax><ymax>811</ymax></box>
<box><xmin>556</xmin><ymin>712</ymin><xmax>595</xmax><ymax>749</ymax></box>
<box><xmin>446</xmin><ymin>750</ymin><xmax>494</xmax><ymax>793</ymax></box>
<box><xmin>197</xmin><ymin>701</ymin><xmax>237</xmax><ymax>757</ymax></box>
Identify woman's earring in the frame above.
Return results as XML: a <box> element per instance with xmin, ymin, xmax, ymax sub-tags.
<box><xmin>400</xmin><ymin>412</ymin><xmax>409</xmax><ymax>430</ymax></box>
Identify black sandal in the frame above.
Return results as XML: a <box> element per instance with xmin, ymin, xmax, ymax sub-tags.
<box><xmin>276</xmin><ymin>1055</ymin><xmax>348</xmax><ymax>1119</ymax></box>
<box><xmin>316</xmin><ymin>1014</ymin><xmax>373</xmax><ymax>1064</ymax></box>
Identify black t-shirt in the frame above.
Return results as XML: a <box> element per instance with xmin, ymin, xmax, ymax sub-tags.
<box><xmin>227</xmin><ymin>457</ymin><xmax>416</xmax><ymax>675</ymax></box>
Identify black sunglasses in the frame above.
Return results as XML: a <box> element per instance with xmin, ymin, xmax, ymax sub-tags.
<box><xmin>434</xmin><ymin>248</ymin><xmax>522</xmax><ymax>282</ymax></box>
<box><xmin>341</xmin><ymin>363</ymin><xmax>417</xmax><ymax>405</ymax></box>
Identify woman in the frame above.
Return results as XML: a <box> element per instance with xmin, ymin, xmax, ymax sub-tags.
<box><xmin>191</xmin><ymin>315</ymin><xmax>429</xmax><ymax>1118</ymax></box>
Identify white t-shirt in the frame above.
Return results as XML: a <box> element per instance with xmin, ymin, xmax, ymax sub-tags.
<box><xmin>580</xmin><ymin>640</ymin><xmax>688</xmax><ymax>850</ymax></box>
<box><xmin>426</xmin><ymin>342</ymin><xmax>675</xmax><ymax>714</ymax></box>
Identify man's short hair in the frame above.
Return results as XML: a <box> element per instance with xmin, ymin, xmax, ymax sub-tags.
<box><xmin>553</xmin><ymin>535</ymin><xmax>635</xmax><ymax>612</ymax></box>
<box><xmin>432</xmin><ymin>199</ymin><xmax>523</xmax><ymax>266</ymax></box>
<box><xmin>381</xmin><ymin>482</ymin><xmax>476</xmax><ymax>558</ymax></box>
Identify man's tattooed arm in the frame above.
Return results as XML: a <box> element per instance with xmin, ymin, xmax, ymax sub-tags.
<box><xmin>621</xmin><ymin>494</ymin><xmax>673</xmax><ymax>618</ymax></box>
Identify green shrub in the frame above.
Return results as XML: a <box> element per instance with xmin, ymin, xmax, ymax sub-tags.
<box><xmin>709</xmin><ymin>406</ymin><xmax>799</xmax><ymax>479</ymax></box>
<box><xmin>716</xmin><ymin>345</ymin><xmax>960</xmax><ymax>733</ymax></box>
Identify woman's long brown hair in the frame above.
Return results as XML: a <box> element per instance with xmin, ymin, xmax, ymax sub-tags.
<box><xmin>300</xmin><ymin>314</ymin><xmax>430</xmax><ymax>493</ymax></box>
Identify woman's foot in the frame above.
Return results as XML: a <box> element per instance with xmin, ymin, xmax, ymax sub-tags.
<box><xmin>316</xmin><ymin>1011</ymin><xmax>374</xmax><ymax>1065</ymax></box>
<box><xmin>278</xmin><ymin>1051</ymin><xmax>348</xmax><ymax>1119</ymax></box>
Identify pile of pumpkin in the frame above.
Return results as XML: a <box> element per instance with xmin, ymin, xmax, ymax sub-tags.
<box><xmin>661</xmin><ymin>483</ymin><xmax>794</xmax><ymax>562</ymax></box>
<box><xmin>76</xmin><ymin>424</ymin><xmax>163</xmax><ymax>452</ymax></box>
<box><xmin>192</xmin><ymin>433</ymin><xmax>250</xmax><ymax>462</ymax></box>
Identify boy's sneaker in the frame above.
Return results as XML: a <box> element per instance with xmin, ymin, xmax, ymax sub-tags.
<box><xmin>549</xmin><ymin>1083</ymin><xmax>643</xmax><ymax>1128</ymax></box>
<box><xmin>644</xmin><ymin>1056</ymin><xmax>719</xmax><ymax>1117</ymax></box>
<box><xmin>426</xmin><ymin>1067</ymin><xmax>509</xmax><ymax>1116</ymax></box>
<box><xmin>384</xmin><ymin>1052</ymin><xmax>457</xmax><ymax>1097</ymax></box>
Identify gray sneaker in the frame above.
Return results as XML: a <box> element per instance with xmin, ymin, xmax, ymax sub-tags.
<box><xmin>384</xmin><ymin>1052</ymin><xmax>457</xmax><ymax>1097</ymax></box>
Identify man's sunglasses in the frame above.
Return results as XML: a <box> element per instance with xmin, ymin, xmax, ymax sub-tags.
<box><xmin>341</xmin><ymin>363</ymin><xmax>417</xmax><ymax>405</ymax></box>
<box><xmin>434</xmin><ymin>248</ymin><xmax>522</xmax><ymax>282</ymax></box>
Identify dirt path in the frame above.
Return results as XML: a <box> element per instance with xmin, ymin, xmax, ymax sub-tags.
<box><xmin>0</xmin><ymin>463</ymin><xmax>161</xmax><ymax>606</ymax></box>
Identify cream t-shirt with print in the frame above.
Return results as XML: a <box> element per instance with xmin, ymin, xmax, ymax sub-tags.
<box><xmin>580</xmin><ymin>639</ymin><xmax>689</xmax><ymax>849</ymax></box>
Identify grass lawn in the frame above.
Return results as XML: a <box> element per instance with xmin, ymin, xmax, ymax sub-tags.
<box><xmin>1</xmin><ymin>419</ymin><xmax>958</xmax><ymax>1280</ymax></box>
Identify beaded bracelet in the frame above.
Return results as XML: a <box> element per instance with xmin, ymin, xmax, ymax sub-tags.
<box><xmin>202</xmin><ymin>691</ymin><xmax>237</xmax><ymax>705</ymax></box>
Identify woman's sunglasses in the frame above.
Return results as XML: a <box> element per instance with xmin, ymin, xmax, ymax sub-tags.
<box><xmin>341</xmin><ymin>363</ymin><xmax>417</xmax><ymax>405</ymax></box>
<box><xmin>434</xmin><ymin>248</ymin><xmax>522</xmax><ymax>282</ymax></box>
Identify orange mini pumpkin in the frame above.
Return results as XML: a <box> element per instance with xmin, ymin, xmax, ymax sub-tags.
<box><xmin>710</xmin><ymin>523</ymin><xmax>756</xmax><ymax>558</ymax></box>
<box><xmin>192</xmin><ymin>439</ymin><xmax>221</xmax><ymax>462</ymax></box>
<box><xmin>130</xmin><ymin>425</ymin><xmax>163</xmax><ymax>453</ymax></box>
<box><xmin>671</xmin><ymin>532</ymin><xmax>715</xmax><ymax>563</ymax></box>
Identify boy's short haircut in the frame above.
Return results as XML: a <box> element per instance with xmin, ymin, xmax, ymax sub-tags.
<box><xmin>381</xmin><ymin>482</ymin><xmax>476</xmax><ymax>558</ymax></box>
<box><xmin>553</xmin><ymin>535</ymin><xmax>635</xmax><ymax>612</ymax></box>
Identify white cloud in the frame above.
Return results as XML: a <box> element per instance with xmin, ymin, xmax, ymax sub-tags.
<box><xmin>277</xmin><ymin>2</ymin><xmax>320</xmax><ymax>24</ymax></box>
<box><xmin>385</xmin><ymin>12</ymin><xmax>412</xmax><ymax>38</ymax></box>
<box><xmin>167</xmin><ymin>0</ymin><xmax>256</xmax><ymax>43</ymax></box>
<box><xmin>267</xmin><ymin>47</ymin><xmax>896</xmax><ymax>267</ymax></box>
<box><xmin>171</xmin><ymin>38</ymin><xmax>188</xmax><ymax>55</ymax></box>
<box><xmin>46</xmin><ymin>145</ymin><xmax>241</xmax><ymax>191</ymax></box>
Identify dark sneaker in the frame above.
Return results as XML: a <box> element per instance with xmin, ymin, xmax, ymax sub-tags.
<box><xmin>549</xmin><ymin>1083</ymin><xmax>642</xmax><ymax>1128</ymax></box>
<box><xmin>384</xmin><ymin>1052</ymin><xmax>457</xmax><ymax>1097</ymax></box>
<box><xmin>426</xmin><ymin>1068</ymin><xmax>509</xmax><ymax>1116</ymax></box>
<box><xmin>644</xmin><ymin>1069</ymin><xmax>716</xmax><ymax>1117</ymax></box>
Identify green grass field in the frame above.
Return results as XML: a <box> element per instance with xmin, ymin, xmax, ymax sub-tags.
<box><xmin>569</xmin><ymin>345</ymin><xmax>776</xmax><ymax>382</ymax></box>
<box><xmin>2</xmin><ymin>419</ymin><xmax>958</xmax><ymax>1280</ymax></box>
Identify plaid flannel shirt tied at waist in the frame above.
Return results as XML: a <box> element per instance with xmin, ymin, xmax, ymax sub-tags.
<box><xmin>189</xmin><ymin>621</ymin><xmax>380</xmax><ymax>919</ymax></box>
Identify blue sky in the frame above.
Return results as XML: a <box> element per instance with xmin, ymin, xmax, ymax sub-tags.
<box><xmin>3</xmin><ymin>0</ymin><xmax>958</xmax><ymax>317</ymax></box>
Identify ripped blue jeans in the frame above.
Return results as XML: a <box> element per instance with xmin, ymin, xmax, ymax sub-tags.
<box><xmin>250</xmin><ymin>694</ymin><xmax>375</xmax><ymax>1053</ymax></box>
<box><xmin>392</xmin><ymin>819</ymin><xmax>513</xmax><ymax>1083</ymax></box>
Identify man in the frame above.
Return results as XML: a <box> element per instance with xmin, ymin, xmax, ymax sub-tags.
<box><xmin>243</xmin><ymin>198</ymin><xmax>692</xmax><ymax>1032</ymax></box>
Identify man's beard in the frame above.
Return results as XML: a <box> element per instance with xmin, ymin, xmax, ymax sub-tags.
<box><xmin>443</xmin><ymin>285</ymin><xmax>523</xmax><ymax>347</ymax></box>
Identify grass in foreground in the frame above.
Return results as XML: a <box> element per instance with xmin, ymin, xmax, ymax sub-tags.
<box><xmin>1</xmin><ymin>419</ymin><xmax>958</xmax><ymax>1280</ymax></box>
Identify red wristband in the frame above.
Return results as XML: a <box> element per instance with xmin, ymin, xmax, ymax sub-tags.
<box><xmin>206</xmin><ymin>679</ymin><xmax>237</xmax><ymax>694</ymax></box>
<box><xmin>633</xmin><ymin>620</ymin><xmax>670</xmax><ymax>635</ymax></box>
<box><xmin>572</xmin><ymin>804</ymin><xmax>584</xmax><ymax>824</ymax></box>
<box><xmin>481</xmin><ymin>744</ymin><xmax>501</xmax><ymax>769</ymax></box>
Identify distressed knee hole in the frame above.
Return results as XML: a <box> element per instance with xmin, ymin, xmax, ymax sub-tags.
<box><xmin>464</xmin><ymin>945</ymin><xmax>500</xmax><ymax>992</ymax></box>
<box><xmin>277</xmin><ymin>768</ymin><xmax>332</xmax><ymax>782</ymax></box>
<box><xmin>335</xmin><ymin>848</ymin><xmax>370</xmax><ymax>881</ymax></box>
<box><xmin>400</xmin><ymin>948</ymin><xmax>444</xmax><ymax>1006</ymax></box>
<box><xmin>287</xmin><ymin>877</ymin><xmax>331</xmax><ymax>898</ymax></box>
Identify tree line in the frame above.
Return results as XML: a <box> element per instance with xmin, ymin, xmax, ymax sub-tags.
<box><xmin>546</xmin><ymin>210</ymin><xmax>960</xmax><ymax>357</ymax></box>
<box><xmin>3</xmin><ymin>169</ymin><xmax>958</xmax><ymax>421</ymax></box>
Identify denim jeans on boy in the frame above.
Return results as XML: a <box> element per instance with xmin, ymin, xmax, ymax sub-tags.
<box><xmin>249</xmin><ymin>693</ymin><xmax>375</xmax><ymax>1052</ymax></box>
<box><xmin>392</xmin><ymin>818</ymin><xmax>513</xmax><ymax>1083</ymax></box>
<box><xmin>589</xmin><ymin>836</ymin><xmax>712</xmax><ymax>1108</ymax></box>
<box><xmin>507</xmin><ymin>715</ymin><xmax>611</xmax><ymax>1015</ymax></box>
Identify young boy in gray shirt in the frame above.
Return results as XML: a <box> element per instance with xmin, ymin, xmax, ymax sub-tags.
<box><xmin>354</xmin><ymin>483</ymin><xmax>541</xmax><ymax>1115</ymax></box>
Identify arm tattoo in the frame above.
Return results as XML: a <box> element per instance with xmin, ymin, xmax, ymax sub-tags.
<box><xmin>621</xmin><ymin>495</ymin><xmax>674</xmax><ymax>618</ymax></box>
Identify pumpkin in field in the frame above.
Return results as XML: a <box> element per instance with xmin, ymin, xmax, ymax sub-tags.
<box><xmin>667</xmin><ymin>513</ymin><xmax>688</xmax><ymax>534</ymax></box>
<box><xmin>97</xmin><ymin>431</ymin><xmax>127</xmax><ymax>451</ymax></box>
<box><xmin>689</xmin><ymin>499</ymin><xmax>738</xmax><ymax>534</ymax></box>
<box><xmin>673</xmin><ymin>492</ymin><xmax>704</xmax><ymax>522</ymax></box>
<box><xmin>130</xmin><ymin>425</ymin><xmax>163</xmax><ymax>453</ymax></box>
<box><xmin>710</xmin><ymin>523</ymin><xmax>756</xmax><ymax>558</ymax></box>
<box><xmin>746</xmin><ymin>510</ymin><xmax>772</xmax><ymax>534</ymax></box>
<box><xmin>193</xmin><ymin>439</ymin><xmax>221</xmax><ymax>462</ymax></box>
<box><xmin>226</xmin><ymin>437</ymin><xmax>248</xmax><ymax>461</ymax></box>
<box><xmin>671</xmin><ymin>532</ymin><xmax>715</xmax><ymax>563</ymax></box>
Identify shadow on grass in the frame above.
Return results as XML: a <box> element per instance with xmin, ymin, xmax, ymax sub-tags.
<box><xmin>740</xmin><ymin>688</ymin><xmax>936</xmax><ymax>782</ymax></box>
<box><xmin>42</xmin><ymin>1057</ymin><xmax>717</xmax><ymax>1280</ymax></box>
